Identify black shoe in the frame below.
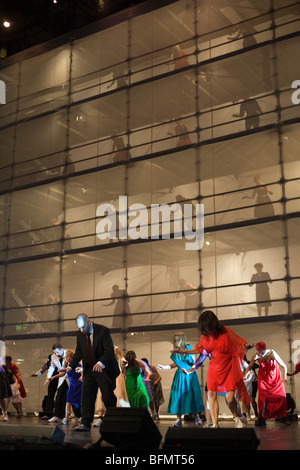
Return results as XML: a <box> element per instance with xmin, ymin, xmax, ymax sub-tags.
<box><xmin>277</xmin><ymin>416</ymin><xmax>291</xmax><ymax>426</ymax></box>
<box><xmin>255</xmin><ymin>418</ymin><xmax>266</xmax><ymax>427</ymax></box>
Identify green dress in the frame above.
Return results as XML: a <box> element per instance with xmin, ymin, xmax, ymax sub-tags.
<box><xmin>125</xmin><ymin>366</ymin><xmax>150</xmax><ymax>407</ymax></box>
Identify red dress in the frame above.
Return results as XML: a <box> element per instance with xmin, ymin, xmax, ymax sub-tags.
<box><xmin>195</xmin><ymin>326</ymin><xmax>250</xmax><ymax>404</ymax></box>
<box><xmin>257</xmin><ymin>354</ymin><xmax>287</xmax><ymax>419</ymax></box>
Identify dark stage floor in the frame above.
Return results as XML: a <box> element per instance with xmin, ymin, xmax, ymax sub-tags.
<box><xmin>0</xmin><ymin>414</ymin><xmax>299</xmax><ymax>454</ymax></box>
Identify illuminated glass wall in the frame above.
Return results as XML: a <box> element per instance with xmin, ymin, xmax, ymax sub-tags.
<box><xmin>0</xmin><ymin>0</ymin><xmax>300</xmax><ymax>415</ymax></box>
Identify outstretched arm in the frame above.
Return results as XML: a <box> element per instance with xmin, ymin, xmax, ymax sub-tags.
<box><xmin>287</xmin><ymin>368</ymin><xmax>300</xmax><ymax>377</ymax></box>
<box><xmin>157</xmin><ymin>362</ymin><xmax>176</xmax><ymax>370</ymax></box>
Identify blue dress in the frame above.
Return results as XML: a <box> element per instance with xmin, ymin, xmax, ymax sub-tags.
<box><xmin>167</xmin><ymin>344</ymin><xmax>204</xmax><ymax>415</ymax></box>
<box><xmin>67</xmin><ymin>364</ymin><xmax>82</xmax><ymax>409</ymax></box>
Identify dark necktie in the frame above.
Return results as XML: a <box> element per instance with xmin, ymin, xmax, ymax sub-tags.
<box><xmin>86</xmin><ymin>333</ymin><xmax>94</xmax><ymax>366</ymax></box>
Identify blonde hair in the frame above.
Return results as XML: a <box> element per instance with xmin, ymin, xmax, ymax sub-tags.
<box><xmin>173</xmin><ymin>332</ymin><xmax>186</xmax><ymax>350</ymax></box>
<box><xmin>66</xmin><ymin>349</ymin><xmax>74</xmax><ymax>359</ymax></box>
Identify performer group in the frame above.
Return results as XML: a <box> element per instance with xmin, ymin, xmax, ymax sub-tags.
<box><xmin>0</xmin><ymin>310</ymin><xmax>293</xmax><ymax>431</ymax></box>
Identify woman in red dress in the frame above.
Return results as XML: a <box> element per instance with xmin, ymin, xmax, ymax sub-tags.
<box><xmin>5</xmin><ymin>356</ymin><xmax>26</xmax><ymax>418</ymax></box>
<box><xmin>244</xmin><ymin>342</ymin><xmax>287</xmax><ymax>426</ymax></box>
<box><xmin>173</xmin><ymin>310</ymin><xmax>251</xmax><ymax>428</ymax></box>
<box><xmin>5</xmin><ymin>356</ymin><xmax>26</xmax><ymax>399</ymax></box>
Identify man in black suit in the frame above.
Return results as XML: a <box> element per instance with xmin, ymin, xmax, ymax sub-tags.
<box><xmin>67</xmin><ymin>313</ymin><xmax>120</xmax><ymax>431</ymax></box>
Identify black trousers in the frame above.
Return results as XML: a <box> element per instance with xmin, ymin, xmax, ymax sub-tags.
<box><xmin>53</xmin><ymin>380</ymin><xmax>69</xmax><ymax>419</ymax></box>
<box><xmin>44</xmin><ymin>377</ymin><xmax>59</xmax><ymax>416</ymax></box>
<box><xmin>81</xmin><ymin>368</ymin><xmax>116</xmax><ymax>428</ymax></box>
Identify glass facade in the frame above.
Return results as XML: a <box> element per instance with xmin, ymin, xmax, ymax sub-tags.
<box><xmin>0</xmin><ymin>0</ymin><xmax>300</xmax><ymax>415</ymax></box>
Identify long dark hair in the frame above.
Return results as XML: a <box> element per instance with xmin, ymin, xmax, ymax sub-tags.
<box><xmin>198</xmin><ymin>310</ymin><xmax>226</xmax><ymax>338</ymax></box>
<box><xmin>125</xmin><ymin>350</ymin><xmax>139</xmax><ymax>369</ymax></box>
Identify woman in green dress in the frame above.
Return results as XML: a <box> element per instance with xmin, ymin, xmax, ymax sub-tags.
<box><xmin>123</xmin><ymin>351</ymin><xmax>150</xmax><ymax>408</ymax></box>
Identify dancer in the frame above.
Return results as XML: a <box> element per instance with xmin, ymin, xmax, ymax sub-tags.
<box><xmin>67</xmin><ymin>314</ymin><xmax>120</xmax><ymax>431</ymax></box>
<box><xmin>243</xmin><ymin>341</ymin><xmax>287</xmax><ymax>426</ymax></box>
<box><xmin>140</xmin><ymin>358</ymin><xmax>154</xmax><ymax>410</ymax></box>
<box><xmin>34</xmin><ymin>343</ymin><xmax>67</xmax><ymax>420</ymax></box>
<box><xmin>158</xmin><ymin>331</ymin><xmax>204</xmax><ymax>427</ymax></box>
<box><xmin>249</xmin><ymin>262</ymin><xmax>273</xmax><ymax>316</ymax></box>
<box><xmin>123</xmin><ymin>351</ymin><xmax>149</xmax><ymax>408</ymax></box>
<box><xmin>6</xmin><ymin>371</ymin><xmax>22</xmax><ymax>419</ymax></box>
<box><xmin>57</xmin><ymin>349</ymin><xmax>83</xmax><ymax>425</ymax></box>
<box><xmin>173</xmin><ymin>311</ymin><xmax>252</xmax><ymax>428</ymax></box>
<box><xmin>141</xmin><ymin>358</ymin><xmax>165</xmax><ymax>422</ymax></box>
<box><xmin>5</xmin><ymin>356</ymin><xmax>26</xmax><ymax>418</ymax></box>
<box><xmin>45</xmin><ymin>344</ymin><xmax>69</xmax><ymax>423</ymax></box>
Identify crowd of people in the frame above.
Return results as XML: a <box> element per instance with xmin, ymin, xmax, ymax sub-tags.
<box><xmin>0</xmin><ymin>311</ymin><xmax>297</xmax><ymax>431</ymax></box>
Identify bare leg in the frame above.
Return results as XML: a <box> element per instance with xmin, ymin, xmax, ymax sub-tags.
<box><xmin>226</xmin><ymin>390</ymin><xmax>238</xmax><ymax>418</ymax></box>
<box><xmin>208</xmin><ymin>390</ymin><xmax>219</xmax><ymax>426</ymax></box>
<box><xmin>13</xmin><ymin>401</ymin><xmax>22</xmax><ymax>418</ymax></box>
<box><xmin>65</xmin><ymin>402</ymin><xmax>71</xmax><ymax>419</ymax></box>
<box><xmin>0</xmin><ymin>398</ymin><xmax>8</xmax><ymax>421</ymax></box>
<box><xmin>204</xmin><ymin>390</ymin><xmax>210</xmax><ymax>422</ymax></box>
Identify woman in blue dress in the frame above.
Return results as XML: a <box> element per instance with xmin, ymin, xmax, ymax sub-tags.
<box><xmin>54</xmin><ymin>349</ymin><xmax>83</xmax><ymax>425</ymax></box>
<box><xmin>158</xmin><ymin>332</ymin><xmax>205</xmax><ymax>427</ymax></box>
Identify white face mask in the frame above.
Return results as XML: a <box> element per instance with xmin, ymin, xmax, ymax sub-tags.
<box><xmin>54</xmin><ymin>349</ymin><xmax>63</xmax><ymax>357</ymax></box>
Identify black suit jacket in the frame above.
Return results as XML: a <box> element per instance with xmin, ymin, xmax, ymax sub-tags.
<box><xmin>70</xmin><ymin>323</ymin><xmax>120</xmax><ymax>380</ymax></box>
